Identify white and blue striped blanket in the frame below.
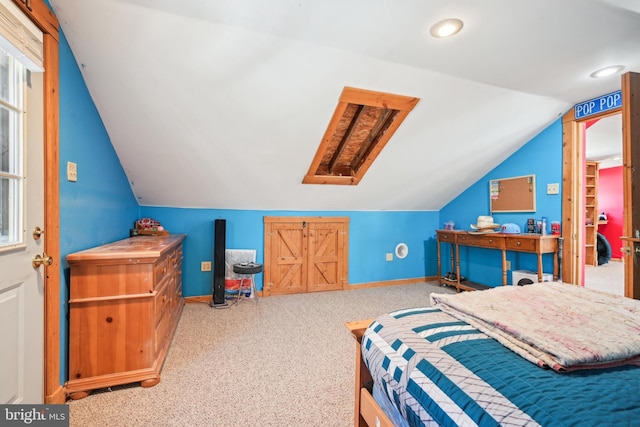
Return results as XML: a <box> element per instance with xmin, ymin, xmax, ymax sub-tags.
<box><xmin>362</xmin><ymin>306</ymin><xmax>640</xmax><ymax>427</ymax></box>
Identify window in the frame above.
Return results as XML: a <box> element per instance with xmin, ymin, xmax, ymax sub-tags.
<box><xmin>0</xmin><ymin>48</ymin><xmax>24</xmax><ymax>246</ymax></box>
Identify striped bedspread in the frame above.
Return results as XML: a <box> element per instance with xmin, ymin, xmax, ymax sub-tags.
<box><xmin>362</xmin><ymin>305</ymin><xmax>640</xmax><ymax>427</ymax></box>
<box><xmin>430</xmin><ymin>282</ymin><xmax>640</xmax><ymax>371</ymax></box>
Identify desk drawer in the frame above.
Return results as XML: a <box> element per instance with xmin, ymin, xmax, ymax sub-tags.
<box><xmin>437</xmin><ymin>232</ymin><xmax>455</xmax><ymax>242</ymax></box>
<box><xmin>457</xmin><ymin>233</ymin><xmax>502</xmax><ymax>248</ymax></box>
<box><xmin>505</xmin><ymin>237</ymin><xmax>536</xmax><ymax>252</ymax></box>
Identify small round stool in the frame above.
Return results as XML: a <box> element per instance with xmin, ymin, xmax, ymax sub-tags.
<box><xmin>232</xmin><ymin>262</ymin><xmax>262</xmax><ymax>303</ymax></box>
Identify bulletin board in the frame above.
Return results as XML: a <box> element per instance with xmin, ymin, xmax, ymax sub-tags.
<box><xmin>490</xmin><ymin>174</ymin><xmax>536</xmax><ymax>213</ymax></box>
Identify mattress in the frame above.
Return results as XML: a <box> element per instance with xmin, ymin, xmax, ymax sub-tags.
<box><xmin>361</xmin><ymin>306</ymin><xmax>640</xmax><ymax>427</ymax></box>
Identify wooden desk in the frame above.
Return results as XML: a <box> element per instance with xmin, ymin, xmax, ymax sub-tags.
<box><xmin>436</xmin><ymin>230</ymin><xmax>558</xmax><ymax>292</ymax></box>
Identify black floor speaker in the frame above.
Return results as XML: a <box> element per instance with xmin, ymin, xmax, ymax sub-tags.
<box><xmin>211</xmin><ymin>219</ymin><xmax>226</xmax><ymax>307</ymax></box>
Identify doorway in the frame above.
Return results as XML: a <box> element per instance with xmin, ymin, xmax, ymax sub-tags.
<box><xmin>263</xmin><ymin>216</ymin><xmax>349</xmax><ymax>295</ymax></box>
<box><xmin>562</xmin><ymin>72</ymin><xmax>640</xmax><ymax>299</ymax></box>
<box><xmin>584</xmin><ymin>114</ymin><xmax>624</xmax><ymax>296</ymax></box>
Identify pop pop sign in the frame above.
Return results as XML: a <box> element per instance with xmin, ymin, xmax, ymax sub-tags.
<box><xmin>574</xmin><ymin>90</ymin><xmax>622</xmax><ymax>119</ymax></box>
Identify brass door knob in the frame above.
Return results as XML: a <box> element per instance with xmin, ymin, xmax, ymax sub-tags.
<box><xmin>32</xmin><ymin>253</ymin><xmax>53</xmax><ymax>268</ymax></box>
<box><xmin>33</xmin><ymin>226</ymin><xmax>44</xmax><ymax>240</ymax></box>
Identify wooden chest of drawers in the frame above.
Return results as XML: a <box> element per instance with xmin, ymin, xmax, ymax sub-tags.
<box><xmin>65</xmin><ymin>234</ymin><xmax>185</xmax><ymax>399</ymax></box>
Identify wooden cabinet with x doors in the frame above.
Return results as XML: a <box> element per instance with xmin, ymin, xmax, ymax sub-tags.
<box><xmin>264</xmin><ymin>216</ymin><xmax>349</xmax><ymax>295</ymax></box>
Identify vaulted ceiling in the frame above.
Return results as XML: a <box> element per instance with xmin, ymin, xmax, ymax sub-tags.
<box><xmin>49</xmin><ymin>0</ymin><xmax>640</xmax><ymax>210</ymax></box>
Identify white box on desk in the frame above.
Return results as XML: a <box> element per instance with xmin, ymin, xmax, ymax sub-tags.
<box><xmin>512</xmin><ymin>270</ymin><xmax>552</xmax><ymax>286</ymax></box>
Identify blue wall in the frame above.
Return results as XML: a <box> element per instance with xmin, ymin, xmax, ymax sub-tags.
<box><xmin>140</xmin><ymin>207</ymin><xmax>440</xmax><ymax>296</ymax></box>
<box><xmin>439</xmin><ymin>120</ymin><xmax>564</xmax><ymax>286</ymax></box>
<box><xmin>58</xmin><ymin>30</ymin><xmax>139</xmax><ymax>383</ymax></box>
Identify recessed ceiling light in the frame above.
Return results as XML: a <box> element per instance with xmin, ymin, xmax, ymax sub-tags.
<box><xmin>590</xmin><ymin>65</ymin><xmax>624</xmax><ymax>78</ymax></box>
<box><xmin>429</xmin><ymin>19</ymin><xmax>464</xmax><ymax>38</ymax></box>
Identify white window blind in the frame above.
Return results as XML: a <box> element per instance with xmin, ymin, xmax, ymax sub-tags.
<box><xmin>0</xmin><ymin>0</ymin><xmax>43</xmax><ymax>71</ymax></box>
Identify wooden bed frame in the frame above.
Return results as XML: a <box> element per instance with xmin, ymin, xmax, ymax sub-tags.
<box><xmin>346</xmin><ymin>320</ymin><xmax>394</xmax><ymax>427</ymax></box>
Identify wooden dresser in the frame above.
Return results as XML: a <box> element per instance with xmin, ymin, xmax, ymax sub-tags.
<box><xmin>65</xmin><ymin>234</ymin><xmax>185</xmax><ymax>399</ymax></box>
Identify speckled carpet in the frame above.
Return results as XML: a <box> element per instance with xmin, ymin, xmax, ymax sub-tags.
<box><xmin>584</xmin><ymin>260</ymin><xmax>624</xmax><ymax>296</ymax></box>
<box><xmin>67</xmin><ymin>282</ymin><xmax>454</xmax><ymax>427</ymax></box>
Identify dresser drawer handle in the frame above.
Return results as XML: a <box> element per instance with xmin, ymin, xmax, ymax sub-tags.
<box><xmin>517</xmin><ymin>241</ymin><xmax>521</xmax><ymax>246</ymax></box>
<box><xmin>106</xmin><ymin>317</ymin><xmax>113</xmax><ymax>323</ymax></box>
<box><xmin>488</xmin><ymin>239</ymin><xmax>493</xmax><ymax>243</ymax></box>
<box><xmin>461</xmin><ymin>236</ymin><xmax>466</xmax><ymax>240</ymax></box>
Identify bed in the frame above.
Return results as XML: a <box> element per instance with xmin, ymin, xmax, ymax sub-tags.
<box><xmin>346</xmin><ymin>282</ymin><xmax>640</xmax><ymax>427</ymax></box>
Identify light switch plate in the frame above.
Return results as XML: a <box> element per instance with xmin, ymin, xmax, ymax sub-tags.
<box><xmin>386</xmin><ymin>253</ymin><xmax>393</xmax><ymax>261</ymax></box>
<box><xmin>201</xmin><ymin>261</ymin><xmax>212</xmax><ymax>271</ymax></box>
<box><xmin>67</xmin><ymin>161</ymin><xmax>77</xmax><ymax>182</ymax></box>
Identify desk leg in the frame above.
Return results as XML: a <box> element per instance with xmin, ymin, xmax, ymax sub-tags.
<box><xmin>450</xmin><ymin>244</ymin><xmax>455</xmax><ymax>277</ymax></box>
<box><xmin>437</xmin><ymin>240</ymin><xmax>442</xmax><ymax>285</ymax></box>
<box><xmin>537</xmin><ymin>254</ymin><xmax>543</xmax><ymax>282</ymax></box>
<box><xmin>455</xmin><ymin>244</ymin><xmax>461</xmax><ymax>292</ymax></box>
<box><xmin>553</xmin><ymin>252</ymin><xmax>558</xmax><ymax>281</ymax></box>
<box><xmin>501</xmin><ymin>250</ymin><xmax>507</xmax><ymax>286</ymax></box>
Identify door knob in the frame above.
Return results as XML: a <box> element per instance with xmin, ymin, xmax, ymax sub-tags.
<box><xmin>33</xmin><ymin>226</ymin><xmax>44</xmax><ymax>240</ymax></box>
<box><xmin>32</xmin><ymin>253</ymin><xmax>53</xmax><ymax>268</ymax></box>
<box><xmin>620</xmin><ymin>246</ymin><xmax>640</xmax><ymax>256</ymax></box>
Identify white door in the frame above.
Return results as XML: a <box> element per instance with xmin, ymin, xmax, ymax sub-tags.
<box><xmin>0</xmin><ymin>56</ymin><xmax>45</xmax><ymax>403</ymax></box>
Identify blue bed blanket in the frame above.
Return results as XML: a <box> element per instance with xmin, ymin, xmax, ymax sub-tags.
<box><xmin>361</xmin><ymin>307</ymin><xmax>640</xmax><ymax>427</ymax></box>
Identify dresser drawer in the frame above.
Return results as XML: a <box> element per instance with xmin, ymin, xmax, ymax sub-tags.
<box><xmin>154</xmin><ymin>277</ymin><xmax>173</xmax><ymax>320</ymax></box>
<box><xmin>155</xmin><ymin>256</ymin><xmax>169</xmax><ymax>286</ymax></box>
<box><xmin>505</xmin><ymin>237</ymin><xmax>537</xmax><ymax>252</ymax></box>
<box><xmin>155</xmin><ymin>307</ymin><xmax>172</xmax><ymax>353</ymax></box>
<box><xmin>457</xmin><ymin>233</ymin><xmax>503</xmax><ymax>248</ymax></box>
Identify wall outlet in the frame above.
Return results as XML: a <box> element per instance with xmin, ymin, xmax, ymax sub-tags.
<box><xmin>385</xmin><ymin>253</ymin><xmax>393</xmax><ymax>261</ymax></box>
<box><xmin>201</xmin><ymin>261</ymin><xmax>212</xmax><ymax>271</ymax></box>
<box><xmin>547</xmin><ymin>183</ymin><xmax>559</xmax><ymax>195</ymax></box>
<box><xmin>67</xmin><ymin>161</ymin><xmax>77</xmax><ymax>182</ymax></box>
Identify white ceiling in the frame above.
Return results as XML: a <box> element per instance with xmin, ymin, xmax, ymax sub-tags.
<box><xmin>586</xmin><ymin>114</ymin><xmax>623</xmax><ymax>169</ymax></box>
<box><xmin>49</xmin><ymin>0</ymin><xmax>640</xmax><ymax>210</ymax></box>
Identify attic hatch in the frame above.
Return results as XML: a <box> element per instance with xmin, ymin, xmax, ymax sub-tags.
<box><xmin>303</xmin><ymin>87</ymin><xmax>420</xmax><ymax>185</ymax></box>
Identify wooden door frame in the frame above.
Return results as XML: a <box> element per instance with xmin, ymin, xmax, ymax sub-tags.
<box><xmin>561</xmin><ymin>108</ymin><xmax>620</xmax><ymax>286</ymax></box>
<box><xmin>621</xmin><ymin>72</ymin><xmax>640</xmax><ymax>298</ymax></box>
<box><xmin>562</xmin><ymin>72</ymin><xmax>637</xmax><ymax>299</ymax></box>
<box><xmin>12</xmin><ymin>0</ymin><xmax>62</xmax><ymax>404</ymax></box>
<box><xmin>263</xmin><ymin>216</ymin><xmax>349</xmax><ymax>296</ymax></box>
